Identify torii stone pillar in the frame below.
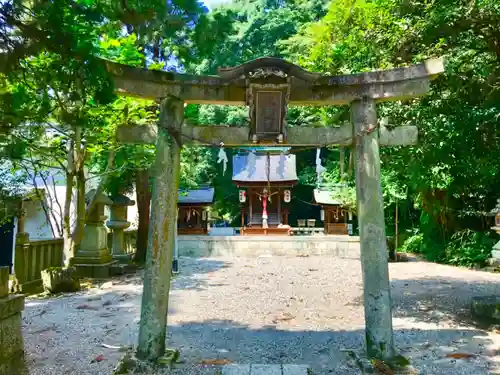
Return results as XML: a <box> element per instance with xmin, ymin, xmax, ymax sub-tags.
<box><xmin>352</xmin><ymin>97</ymin><xmax>394</xmax><ymax>360</ymax></box>
<box><xmin>137</xmin><ymin>96</ymin><xmax>183</xmax><ymax>361</ymax></box>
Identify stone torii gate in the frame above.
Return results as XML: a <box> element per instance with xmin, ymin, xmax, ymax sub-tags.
<box><xmin>103</xmin><ymin>57</ymin><xmax>444</xmax><ymax>363</ymax></box>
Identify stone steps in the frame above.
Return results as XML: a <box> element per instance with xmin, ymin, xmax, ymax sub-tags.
<box><xmin>222</xmin><ymin>364</ymin><xmax>310</xmax><ymax>375</ymax></box>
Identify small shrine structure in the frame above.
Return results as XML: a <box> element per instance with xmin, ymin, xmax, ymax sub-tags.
<box><xmin>177</xmin><ymin>187</ymin><xmax>214</xmax><ymax>235</ymax></box>
<box><xmin>233</xmin><ymin>147</ymin><xmax>297</xmax><ymax>235</ymax></box>
<box><xmin>314</xmin><ymin>186</ymin><xmax>352</xmax><ymax>235</ymax></box>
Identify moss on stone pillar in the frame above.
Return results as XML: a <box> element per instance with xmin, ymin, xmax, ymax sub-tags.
<box><xmin>351</xmin><ymin>97</ymin><xmax>395</xmax><ymax>360</ymax></box>
<box><xmin>136</xmin><ymin>96</ymin><xmax>183</xmax><ymax>362</ymax></box>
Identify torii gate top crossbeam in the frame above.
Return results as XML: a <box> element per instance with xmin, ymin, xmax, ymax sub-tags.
<box><xmin>102</xmin><ymin>56</ymin><xmax>444</xmax><ymax>106</ymax></box>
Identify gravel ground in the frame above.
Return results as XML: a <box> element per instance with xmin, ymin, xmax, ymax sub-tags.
<box><xmin>23</xmin><ymin>254</ymin><xmax>500</xmax><ymax>375</ymax></box>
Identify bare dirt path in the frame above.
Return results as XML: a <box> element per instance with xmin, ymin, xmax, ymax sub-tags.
<box><xmin>23</xmin><ymin>255</ymin><xmax>500</xmax><ymax>375</ymax></box>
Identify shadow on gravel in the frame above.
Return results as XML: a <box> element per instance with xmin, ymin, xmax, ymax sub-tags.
<box><xmin>23</xmin><ymin>258</ymin><xmax>233</xmax><ymax>322</ymax></box>
<box><xmin>391</xmin><ymin>276</ymin><xmax>500</xmax><ymax>328</ymax></box>
<box><xmin>167</xmin><ymin>319</ymin><xmax>498</xmax><ymax>375</ymax></box>
<box><xmin>331</xmin><ymin>273</ymin><xmax>500</xmax><ymax>329</ymax></box>
<box><xmin>170</xmin><ymin>258</ymin><xmax>233</xmax><ymax>292</ymax></box>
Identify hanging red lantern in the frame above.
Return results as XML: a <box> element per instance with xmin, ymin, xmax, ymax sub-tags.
<box><xmin>284</xmin><ymin>190</ymin><xmax>291</xmax><ymax>203</ymax></box>
<box><xmin>239</xmin><ymin>190</ymin><xmax>246</xmax><ymax>203</ymax></box>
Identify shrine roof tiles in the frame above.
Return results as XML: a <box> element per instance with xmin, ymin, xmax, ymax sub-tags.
<box><xmin>232</xmin><ymin>154</ymin><xmax>298</xmax><ymax>183</ymax></box>
<box><xmin>178</xmin><ymin>187</ymin><xmax>214</xmax><ymax>204</ymax></box>
<box><xmin>313</xmin><ymin>188</ymin><xmax>342</xmax><ymax>206</ymax></box>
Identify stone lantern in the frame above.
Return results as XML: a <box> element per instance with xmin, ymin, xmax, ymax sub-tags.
<box><xmin>496</xmin><ymin>202</ymin><xmax>500</xmax><ymax>227</ymax></box>
<box><xmin>106</xmin><ymin>194</ymin><xmax>135</xmax><ymax>263</ymax></box>
<box><xmin>73</xmin><ymin>190</ymin><xmax>114</xmax><ymax>278</ymax></box>
<box><xmin>488</xmin><ymin>199</ymin><xmax>500</xmax><ymax>267</ymax></box>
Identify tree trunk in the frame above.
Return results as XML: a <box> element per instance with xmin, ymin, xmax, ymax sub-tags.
<box><xmin>134</xmin><ymin>169</ymin><xmax>151</xmax><ymax>264</ymax></box>
<box><xmin>71</xmin><ymin>166</ymin><xmax>86</xmax><ymax>256</ymax></box>
<box><xmin>38</xmin><ymin>171</ymin><xmax>63</xmax><ymax>237</ymax></box>
<box><xmin>62</xmin><ymin>171</ymin><xmax>75</xmax><ymax>266</ymax></box>
<box><xmin>63</xmin><ymin>138</ymin><xmax>76</xmax><ymax>267</ymax></box>
<box><xmin>63</xmin><ymin>126</ymin><xmax>86</xmax><ymax>266</ymax></box>
<box><xmin>137</xmin><ymin>96</ymin><xmax>183</xmax><ymax>362</ymax></box>
<box><xmin>24</xmin><ymin>166</ymin><xmax>57</xmax><ymax>238</ymax></box>
<box><xmin>85</xmin><ymin>150</ymin><xmax>115</xmax><ymax>219</ymax></box>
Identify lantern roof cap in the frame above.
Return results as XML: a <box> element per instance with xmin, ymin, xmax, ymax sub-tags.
<box><xmin>109</xmin><ymin>194</ymin><xmax>135</xmax><ymax>206</ymax></box>
<box><xmin>490</xmin><ymin>198</ymin><xmax>500</xmax><ymax>214</ymax></box>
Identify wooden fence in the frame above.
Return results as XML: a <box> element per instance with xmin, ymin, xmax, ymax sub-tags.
<box><xmin>13</xmin><ymin>238</ymin><xmax>64</xmax><ymax>293</ymax></box>
<box><xmin>13</xmin><ymin>229</ymin><xmax>137</xmax><ymax>293</ymax></box>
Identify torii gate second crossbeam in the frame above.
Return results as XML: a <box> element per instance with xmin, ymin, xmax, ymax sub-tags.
<box><xmin>103</xmin><ymin>56</ymin><xmax>445</xmax><ymax>364</ymax></box>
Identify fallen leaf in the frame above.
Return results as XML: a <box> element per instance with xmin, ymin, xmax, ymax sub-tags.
<box><xmin>372</xmin><ymin>359</ymin><xmax>395</xmax><ymax>375</ymax></box>
<box><xmin>100</xmin><ymin>281</ymin><xmax>113</xmax><ymax>289</ymax></box>
<box><xmin>296</xmin><ymin>254</ymin><xmax>309</xmax><ymax>257</ymax></box>
<box><xmin>76</xmin><ymin>304</ymin><xmax>99</xmax><ymax>310</ymax></box>
<box><xmin>272</xmin><ymin>312</ymin><xmax>295</xmax><ymax>323</ymax></box>
<box><xmin>31</xmin><ymin>326</ymin><xmax>57</xmax><ymax>334</ymax></box>
<box><xmin>33</xmin><ymin>309</ymin><xmax>48</xmax><ymax>317</ymax></box>
<box><xmin>200</xmin><ymin>359</ymin><xmax>233</xmax><ymax>365</ymax></box>
<box><xmin>101</xmin><ymin>343</ymin><xmax>122</xmax><ymax>349</ymax></box>
<box><xmin>309</xmin><ymin>268</ymin><xmax>318</xmax><ymax>272</ymax></box>
<box><xmin>91</xmin><ymin>354</ymin><xmax>105</xmax><ymax>363</ymax></box>
<box><xmin>445</xmin><ymin>353</ymin><xmax>476</xmax><ymax>359</ymax></box>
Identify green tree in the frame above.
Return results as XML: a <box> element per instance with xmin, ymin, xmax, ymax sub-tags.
<box><xmin>292</xmin><ymin>0</ymin><xmax>500</xmax><ymax>263</ymax></box>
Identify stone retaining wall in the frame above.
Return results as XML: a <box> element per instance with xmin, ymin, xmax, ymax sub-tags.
<box><xmin>0</xmin><ymin>267</ymin><xmax>26</xmax><ymax>375</ymax></box>
<box><xmin>178</xmin><ymin>235</ymin><xmax>360</xmax><ymax>257</ymax></box>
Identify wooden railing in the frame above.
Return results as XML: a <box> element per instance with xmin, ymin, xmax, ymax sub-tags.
<box><xmin>14</xmin><ymin>229</ymin><xmax>138</xmax><ymax>293</ymax></box>
<box><xmin>326</xmin><ymin>223</ymin><xmax>348</xmax><ymax>235</ymax></box>
<box><xmin>107</xmin><ymin>229</ymin><xmax>137</xmax><ymax>256</ymax></box>
<box><xmin>13</xmin><ymin>237</ymin><xmax>64</xmax><ymax>293</ymax></box>
<box><xmin>123</xmin><ymin>229</ymin><xmax>137</xmax><ymax>255</ymax></box>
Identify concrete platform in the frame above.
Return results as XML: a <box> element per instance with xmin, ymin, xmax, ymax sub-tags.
<box><xmin>222</xmin><ymin>364</ymin><xmax>310</xmax><ymax>375</ymax></box>
<box><xmin>178</xmin><ymin>235</ymin><xmax>359</xmax><ymax>258</ymax></box>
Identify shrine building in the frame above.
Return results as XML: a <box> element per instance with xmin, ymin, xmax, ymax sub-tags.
<box><xmin>177</xmin><ymin>186</ymin><xmax>214</xmax><ymax>235</ymax></box>
<box><xmin>233</xmin><ymin>147</ymin><xmax>297</xmax><ymax>235</ymax></box>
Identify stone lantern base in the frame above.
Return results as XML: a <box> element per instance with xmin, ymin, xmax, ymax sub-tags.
<box><xmin>71</xmin><ymin>258</ymin><xmax>116</xmax><ymax>279</ymax></box>
<box><xmin>0</xmin><ymin>267</ymin><xmax>27</xmax><ymax>375</ymax></box>
<box><xmin>72</xmin><ymin>220</ymin><xmax>115</xmax><ymax>278</ymax></box>
<box><xmin>487</xmin><ymin>227</ymin><xmax>500</xmax><ymax>268</ymax></box>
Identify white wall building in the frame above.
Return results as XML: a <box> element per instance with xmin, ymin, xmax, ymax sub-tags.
<box><xmin>16</xmin><ymin>168</ymin><xmax>139</xmax><ymax>241</ymax></box>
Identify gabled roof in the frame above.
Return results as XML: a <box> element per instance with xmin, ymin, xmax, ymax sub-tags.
<box><xmin>313</xmin><ymin>188</ymin><xmax>342</xmax><ymax>206</ymax></box>
<box><xmin>232</xmin><ymin>153</ymin><xmax>298</xmax><ymax>183</ymax></box>
<box><xmin>217</xmin><ymin>57</ymin><xmax>322</xmax><ymax>82</ymax></box>
<box><xmin>178</xmin><ymin>187</ymin><xmax>214</xmax><ymax>204</ymax></box>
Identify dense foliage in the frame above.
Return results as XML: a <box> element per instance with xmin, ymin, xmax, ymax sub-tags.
<box><xmin>290</xmin><ymin>0</ymin><xmax>500</xmax><ymax>264</ymax></box>
<box><xmin>1</xmin><ymin>0</ymin><xmax>499</xmax><ymax>266</ymax></box>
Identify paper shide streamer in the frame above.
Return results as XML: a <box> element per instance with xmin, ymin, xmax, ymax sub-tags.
<box><xmin>217</xmin><ymin>142</ymin><xmax>228</xmax><ymax>176</ymax></box>
<box><xmin>316</xmin><ymin>147</ymin><xmax>326</xmax><ymax>185</ymax></box>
